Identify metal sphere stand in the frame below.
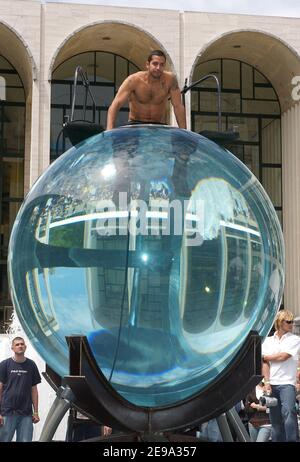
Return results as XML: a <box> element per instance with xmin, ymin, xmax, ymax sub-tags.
<box><xmin>39</xmin><ymin>331</ymin><xmax>262</xmax><ymax>442</ymax></box>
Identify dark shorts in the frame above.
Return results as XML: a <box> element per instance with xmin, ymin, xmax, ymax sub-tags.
<box><xmin>126</xmin><ymin>120</ymin><xmax>165</xmax><ymax>126</ymax></box>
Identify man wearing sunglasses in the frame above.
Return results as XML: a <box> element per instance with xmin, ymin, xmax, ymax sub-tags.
<box><xmin>262</xmin><ymin>309</ymin><xmax>300</xmax><ymax>441</ymax></box>
<box><xmin>0</xmin><ymin>337</ymin><xmax>41</xmax><ymax>442</ymax></box>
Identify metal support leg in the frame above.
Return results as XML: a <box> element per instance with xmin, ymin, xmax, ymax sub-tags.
<box><xmin>226</xmin><ymin>407</ymin><xmax>251</xmax><ymax>442</ymax></box>
<box><xmin>39</xmin><ymin>386</ymin><xmax>75</xmax><ymax>442</ymax></box>
<box><xmin>216</xmin><ymin>413</ymin><xmax>234</xmax><ymax>442</ymax></box>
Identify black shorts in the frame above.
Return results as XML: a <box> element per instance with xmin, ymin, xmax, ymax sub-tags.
<box><xmin>126</xmin><ymin>120</ymin><xmax>165</xmax><ymax>126</ymax></box>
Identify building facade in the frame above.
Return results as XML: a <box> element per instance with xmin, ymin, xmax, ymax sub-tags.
<box><xmin>1</xmin><ymin>0</ymin><xmax>300</xmax><ymax>329</ymax></box>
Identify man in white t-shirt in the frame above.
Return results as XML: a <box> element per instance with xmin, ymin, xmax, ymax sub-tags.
<box><xmin>262</xmin><ymin>309</ymin><xmax>300</xmax><ymax>442</ymax></box>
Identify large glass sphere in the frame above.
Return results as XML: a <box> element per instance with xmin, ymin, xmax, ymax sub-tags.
<box><xmin>8</xmin><ymin>126</ymin><xmax>284</xmax><ymax>407</ymax></box>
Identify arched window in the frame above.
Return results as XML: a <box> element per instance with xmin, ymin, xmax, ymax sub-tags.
<box><xmin>51</xmin><ymin>51</ymin><xmax>140</xmax><ymax>159</ymax></box>
<box><xmin>0</xmin><ymin>55</ymin><xmax>25</xmax><ymax>331</ymax></box>
<box><xmin>191</xmin><ymin>58</ymin><xmax>282</xmax><ymax>226</ymax></box>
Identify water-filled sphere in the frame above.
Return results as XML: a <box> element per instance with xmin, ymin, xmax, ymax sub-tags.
<box><xmin>8</xmin><ymin>126</ymin><xmax>284</xmax><ymax>407</ymax></box>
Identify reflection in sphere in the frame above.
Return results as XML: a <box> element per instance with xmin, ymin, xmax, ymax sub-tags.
<box><xmin>8</xmin><ymin>126</ymin><xmax>284</xmax><ymax>407</ymax></box>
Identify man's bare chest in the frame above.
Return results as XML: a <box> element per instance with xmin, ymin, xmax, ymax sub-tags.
<box><xmin>133</xmin><ymin>81</ymin><xmax>170</xmax><ymax>104</ymax></box>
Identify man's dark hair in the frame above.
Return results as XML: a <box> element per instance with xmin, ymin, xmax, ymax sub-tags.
<box><xmin>147</xmin><ymin>50</ymin><xmax>166</xmax><ymax>63</ymax></box>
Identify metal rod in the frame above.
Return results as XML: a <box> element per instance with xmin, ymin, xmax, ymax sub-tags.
<box><xmin>181</xmin><ymin>73</ymin><xmax>222</xmax><ymax>132</ymax></box>
<box><xmin>70</xmin><ymin>66</ymin><xmax>97</xmax><ymax>122</ymax></box>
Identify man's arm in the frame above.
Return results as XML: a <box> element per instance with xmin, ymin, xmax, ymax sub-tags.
<box><xmin>262</xmin><ymin>361</ymin><xmax>272</xmax><ymax>394</ymax></box>
<box><xmin>106</xmin><ymin>76</ymin><xmax>133</xmax><ymax>130</ymax></box>
<box><xmin>263</xmin><ymin>352</ymin><xmax>291</xmax><ymax>362</ymax></box>
<box><xmin>169</xmin><ymin>75</ymin><xmax>186</xmax><ymax>129</ymax></box>
<box><xmin>297</xmin><ymin>359</ymin><xmax>300</xmax><ymax>392</ymax></box>
<box><xmin>31</xmin><ymin>385</ymin><xmax>40</xmax><ymax>423</ymax></box>
<box><xmin>103</xmin><ymin>426</ymin><xmax>112</xmax><ymax>436</ymax></box>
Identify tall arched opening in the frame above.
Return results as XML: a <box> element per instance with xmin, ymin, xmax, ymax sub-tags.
<box><xmin>189</xmin><ymin>30</ymin><xmax>300</xmax><ymax>312</ymax></box>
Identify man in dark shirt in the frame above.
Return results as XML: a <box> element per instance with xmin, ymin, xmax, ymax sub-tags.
<box><xmin>0</xmin><ymin>336</ymin><xmax>41</xmax><ymax>442</ymax></box>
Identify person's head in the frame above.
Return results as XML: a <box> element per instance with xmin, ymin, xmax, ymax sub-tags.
<box><xmin>146</xmin><ymin>50</ymin><xmax>166</xmax><ymax>79</ymax></box>
<box><xmin>274</xmin><ymin>309</ymin><xmax>294</xmax><ymax>332</ymax></box>
<box><xmin>11</xmin><ymin>336</ymin><xmax>26</xmax><ymax>356</ymax></box>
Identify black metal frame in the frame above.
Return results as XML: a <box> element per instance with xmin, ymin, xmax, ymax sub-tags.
<box><xmin>58</xmin><ymin>65</ymin><xmax>104</xmax><ymax>149</ymax></box>
<box><xmin>42</xmin><ymin>331</ymin><xmax>263</xmax><ymax>434</ymax></box>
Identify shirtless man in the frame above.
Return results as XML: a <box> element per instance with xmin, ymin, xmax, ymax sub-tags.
<box><xmin>106</xmin><ymin>50</ymin><xmax>186</xmax><ymax>130</ymax></box>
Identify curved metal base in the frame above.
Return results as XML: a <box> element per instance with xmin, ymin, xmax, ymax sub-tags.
<box><xmin>60</xmin><ymin>331</ymin><xmax>261</xmax><ymax>433</ymax></box>
<box><xmin>41</xmin><ymin>331</ymin><xmax>260</xmax><ymax>441</ymax></box>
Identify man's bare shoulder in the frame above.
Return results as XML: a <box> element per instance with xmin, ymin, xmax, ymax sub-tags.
<box><xmin>164</xmin><ymin>72</ymin><xmax>179</xmax><ymax>89</ymax></box>
<box><xmin>130</xmin><ymin>71</ymin><xmax>147</xmax><ymax>82</ymax></box>
<box><xmin>123</xmin><ymin>71</ymin><xmax>146</xmax><ymax>88</ymax></box>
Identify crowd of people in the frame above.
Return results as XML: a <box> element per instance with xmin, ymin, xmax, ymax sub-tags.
<box><xmin>199</xmin><ymin>309</ymin><xmax>300</xmax><ymax>442</ymax></box>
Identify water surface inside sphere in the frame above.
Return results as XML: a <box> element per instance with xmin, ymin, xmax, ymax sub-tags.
<box><xmin>8</xmin><ymin>126</ymin><xmax>284</xmax><ymax>407</ymax></box>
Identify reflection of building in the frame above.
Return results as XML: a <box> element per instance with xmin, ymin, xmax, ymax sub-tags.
<box><xmin>1</xmin><ymin>1</ymin><xmax>300</xmax><ymax>328</ymax></box>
